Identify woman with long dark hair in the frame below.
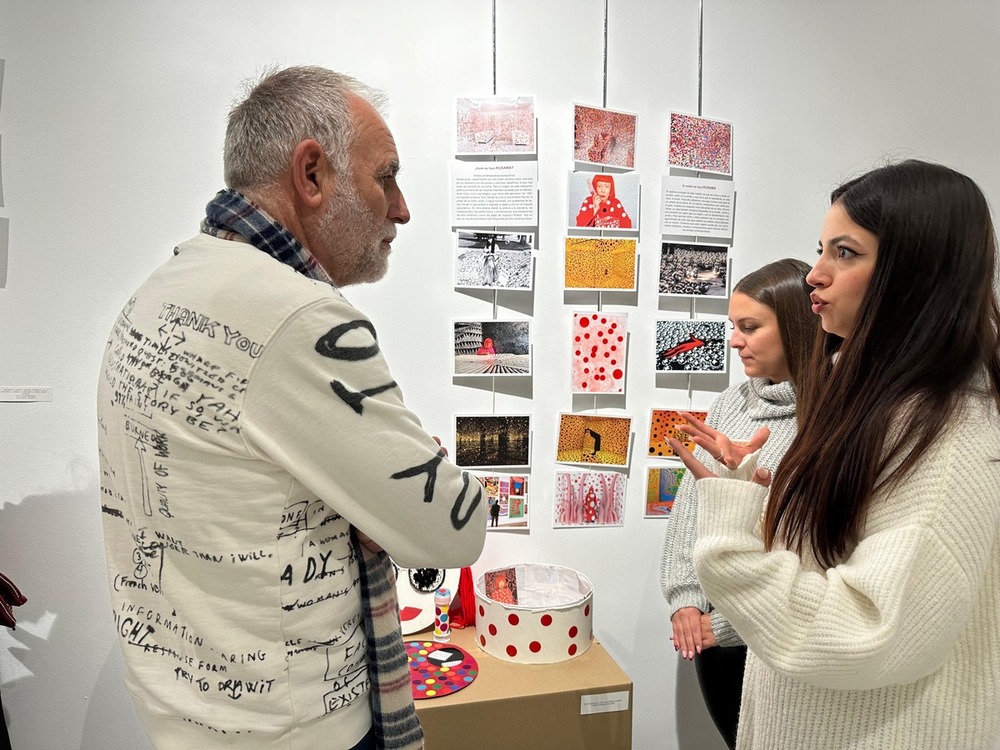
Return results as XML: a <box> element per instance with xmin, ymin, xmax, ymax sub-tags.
<box><xmin>672</xmin><ymin>160</ymin><xmax>1000</xmax><ymax>749</ymax></box>
<box><xmin>661</xmin><ymin>258</ymin><xmax>817</xmax><ymax>749</ymax></box>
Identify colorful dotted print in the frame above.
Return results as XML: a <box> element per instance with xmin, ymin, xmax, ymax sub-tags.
<box><xmin>647</xmin><ymin>409</ymin><xmax>708</xmax><ymax>458</ymax></box>
<box><xmin>668</xmin><ymin>112</ymin><xmax>733</xmax><ymax>176</ymax></box>
<box><xmin>434</xmin><ymin>600</ymin><xmax>451</xmax><ymax>641</ymax></box>
<box><xmin>571</xmin><ymin>312</ymin><xmax>628</xmax><ymax>394</ymax></box>
<box><xmin>405</xmin><ymin>641</ymin><xmax>479</xmax><ymax>700</ymax></box>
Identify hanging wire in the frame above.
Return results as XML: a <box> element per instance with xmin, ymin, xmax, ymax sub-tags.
<box><xmin>592</xmin><ymin>0</ymin><xmax>612</xmax><ymax>411</ymax></box>
<box><xmin>687</xmin><ymin>0</ymin><xmax>706</xmax><ymax>405</ymax></box>
<box><xmin>602</xmin><ymin>0</ymin><xmax>609</xmax><ymax>109</ymax></box>
<box><xmin>492</xmin><ymin>0</ymin><xmax>498</xmax><ymax>97</ymax></box>
<box><xmin>697</xmin><ymin>0</ymin><xmax>704</xmax><ymax>118</ymax></box>
<box><xmin>491</xmin><ymin>0</ymin><xmax>498</xmax><ymax>411</ymax></box>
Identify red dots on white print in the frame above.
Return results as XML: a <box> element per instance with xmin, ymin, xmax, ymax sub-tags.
<box><xmin>477</xmin><ymin>606</ymin><xmax>592</xmax><ymax>662</ymax></box>
<box><xmin>572</xmin><ymin>312</ymin><xmax>629</xmax><ymax>394</ymax></box>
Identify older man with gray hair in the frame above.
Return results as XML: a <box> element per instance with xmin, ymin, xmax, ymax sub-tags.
<box><xmin>97</xmin><ymin>66</ymin><xmax>485</xmax><ymax>750</ymax></box>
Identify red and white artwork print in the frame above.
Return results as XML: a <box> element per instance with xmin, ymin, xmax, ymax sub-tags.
<box><xmin>475</xmin><ymin>564</ymin><xmax>594</xmax><ymax>664</ymax></box>
<box><xmin>571</xmin><ymin>312</ymin><xmax>628</xmax><ymax>394</ymax></box>
<box><xmin>553</xmin><ymin>470</ymin><xmax>626</xmax><ymax>527</ymax></box>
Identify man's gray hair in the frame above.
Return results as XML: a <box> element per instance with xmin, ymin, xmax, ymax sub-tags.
<box><xmin>223</xmin><ymin>65</ymin><xmax>387</xmax><ymax>192</ymax></box>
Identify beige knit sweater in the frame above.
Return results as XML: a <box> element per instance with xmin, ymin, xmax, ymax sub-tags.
<box><xmin>694</xmin><ymin>384</ymin><xmax>1000</xmax><ymax>748</ymax></box>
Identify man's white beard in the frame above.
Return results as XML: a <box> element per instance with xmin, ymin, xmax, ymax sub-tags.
<box><xmin>317</xmin><ymin>180</ymin><xmax>395</xmax><ymax>286</ymax></box>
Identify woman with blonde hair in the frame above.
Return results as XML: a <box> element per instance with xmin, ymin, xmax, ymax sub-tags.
<box><xmin>661</xmin><ymin>257</ymin><xmax>818</xmax><ymax>749</ymax></box>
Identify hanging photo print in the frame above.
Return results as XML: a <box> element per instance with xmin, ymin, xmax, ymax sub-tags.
<box><xmin>555</xmin><ymin>413</ymin><xmax>632</xmax><ymax>467</ymax></box>
<box><xmin>654</xmin><ymin>320</ymin><xmax>727</xmax><ymax>374</ymax></box>
<box><xmin>473</xmin><ymin>473</ymin><xmax>529</xmax><ymax>530</ymax></box>
<box><xmin>456</xmin><ymin>95</ymin><xmax>536</xmax><ymax>156</ymax></box>
<box><xmin>455</xmin><ymin>230</ymin><xmax>533</xmax><ymax>290</ymax></box>
<box><xmin>571</xmin><ymin>311</ymin><xmax>628</xmax><ymax>394</ymax></box>
<box><xmin>667</xmin><ymin>111</ymin><xmax>733</xmax><ymax>176</ymax></box>
<box><xmin>563</xmin><ymin>237</ymin><xmax>637</xmax><ymax>290</ymax></box>
<box><xmin>573</xmin><ymin>103</ymin><xmax>637</xmax><ymax>169</ymax></box>
<box><xmin>568</xmin><ymin>171</ymin><xmax>639</xmax><ymax>232</ymax></box>
<box><xmin>647</xmin><ymin>408</ymin><xmax>709</xmax><ymax>458</ymax></box>
<box><xmin>453</xmin><ymin>320</ymin><xmax>531</xmax><ymax>376</ymax></box>
<box><xmin>553</xmin><ymin>470</ymin><xmax>626</xmax><ymax>527</ymax></box>
<box><xmin>645</xmin><ymin>466</ymin><xmax>686</xmax><ymax>517</ymax></box>
<box><xmin>455</xmin><ymin>415</ymin><xmax>531</xmax><ymax>468</ymax></box>
<box><xmin>659</xmin><ymin>242</ymin><xmax>730</xmax><ymax>298</ymax></box>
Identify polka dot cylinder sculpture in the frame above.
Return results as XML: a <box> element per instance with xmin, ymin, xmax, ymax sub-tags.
<box><xmin>433</xmin><ymin>587</ymin><xmax>452</xmax><ymax>643</ymax></box>
<box><xmin>475</xmin><ymin>564</ymin><xmax>594</xmax><ymax>664</ymax></box>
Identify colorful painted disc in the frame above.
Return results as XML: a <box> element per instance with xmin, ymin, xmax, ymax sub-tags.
<box><xmin>405</xmin><ymin>641</ymin><xmax>479</xmax><ymax>700</ymax></box>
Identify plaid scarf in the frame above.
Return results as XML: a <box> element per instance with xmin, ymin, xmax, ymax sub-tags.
<box><xmin>203</xmin><ymin>189</ymin><xmax>423</xmax><ymax>750</ymax></box>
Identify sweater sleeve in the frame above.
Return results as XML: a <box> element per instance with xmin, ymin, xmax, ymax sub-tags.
<box><xmin>659</xmin><ymin>450</ymin><xmax>712</xmax><ymax>616</ymax></box>
<box><xmin>659</xmin><ymin>390</ymin><xmax>746</xmax><ymax>647</ymax></box>
<box><xmin>240</xmin><ymin>297</ymin><xmax>487</xmax><ymax>570</ymax></box>
<box><xmin>693</xmin><ymin>424</ymin><xmax>1000</xmax><ymax>690</ymax></box>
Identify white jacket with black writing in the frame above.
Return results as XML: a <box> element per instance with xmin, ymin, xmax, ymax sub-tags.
<box><xmin>98</xmin><ymin>233</ymin><xmax>485</xmax><ymax>748</ymax></box>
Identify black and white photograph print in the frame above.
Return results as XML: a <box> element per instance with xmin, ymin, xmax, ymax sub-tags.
<box><xmin>455</xmin><ymin>231</ymin><xmax>533</xmax><ymax>290</ymax></box>
<box><xmin>654</xmin><ymin>319</ymin><xmax>728</xmax><ymax>373</ymax></box>
<box><xmin>453</xmin><ymin>320</ymin><xmax>531</xmax><ymax>376</ymax></box>
<box><xmin>455</xmin><ymin>415</ymin><xmax>531</xmax><ymax>468</ymax></box>
<box><xmin>659</xmin><ymin>242</ymin><xmax>729</xmax><ymax>298</ymax></box>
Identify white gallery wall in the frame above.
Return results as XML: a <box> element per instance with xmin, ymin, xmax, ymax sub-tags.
<box><xmin>1</xmin><ymin>1</ymin><xmax>999</xmax><ymax>748</ymax></box>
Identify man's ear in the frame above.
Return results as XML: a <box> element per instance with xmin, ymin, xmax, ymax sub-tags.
<box><xmin>290</xmin><ymin>139</ymin><xmax>330</xmax><ymax>209</ymax></box>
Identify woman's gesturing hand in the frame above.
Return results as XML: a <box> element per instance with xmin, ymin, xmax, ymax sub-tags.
<box><xmin>672</xmin><ymin>412</ymin><xmax>770</xmax><ymax>471</ymax></box>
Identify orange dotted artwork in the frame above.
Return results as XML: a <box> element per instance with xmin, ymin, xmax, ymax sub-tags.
<box><xmin>648</xmin><ymin>409</ymin><xmax>708</xmax><ymax>458</ymax></box>
<box><xmin>564</xmin><ymin>237</ymin><xmax>637</xmax><ymax>290</ymax></box>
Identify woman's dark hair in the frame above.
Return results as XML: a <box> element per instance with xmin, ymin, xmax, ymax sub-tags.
<box><xmin>765</xmin><ymin>160</ymin><xmax>1000</xmax><ymax>567</ymax></box>
<box><xmin>733</xmin><ymin>258</ymin><xmax>818</xmax><ymax>388</ymax></box>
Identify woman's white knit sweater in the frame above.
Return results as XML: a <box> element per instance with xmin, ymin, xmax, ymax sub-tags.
<box><xmin>694</xmin><ymin>383</ymin><xmax>1000</xmax><ymax>748</ymax></box>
